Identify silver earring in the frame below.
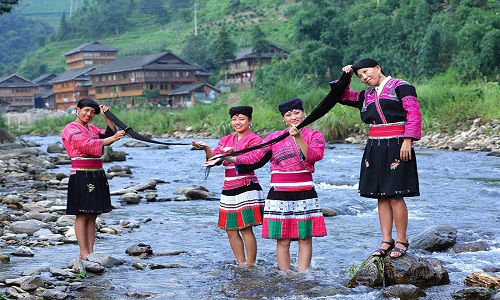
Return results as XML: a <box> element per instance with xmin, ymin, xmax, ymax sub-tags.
<box><xmin>249</xmin><ymin>123</ymin><xmax>253</xmax><ymax>128</ymax></box>
<box><xmin>379</xmin><ymin>73</ymin><xmax>382</xmax><ymax>77</ymax></box>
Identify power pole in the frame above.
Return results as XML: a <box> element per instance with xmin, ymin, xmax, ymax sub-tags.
<box><xmin>194</xmin><ymin>2</ymin><xmax>198</xmax><ymax>35</ymax></box>
<box><xmin>69</xmin><ymin>0</ymin><xmax>73</xmax><ymax>17</ymax></box>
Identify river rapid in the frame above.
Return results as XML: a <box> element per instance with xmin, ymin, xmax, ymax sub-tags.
<box><xmin>3</xmin><ymin>136</ymin><xmax>500</xmax><ymax>299</ymax></box>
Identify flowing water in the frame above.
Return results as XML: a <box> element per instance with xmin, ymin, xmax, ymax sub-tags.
<box><xmin>2</xmin><ymin>136</ymin><xmax>500</xmax><ymax>299</ymax></box>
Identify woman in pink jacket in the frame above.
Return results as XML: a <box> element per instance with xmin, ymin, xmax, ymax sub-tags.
<box><xmin>62</xmin><ymin>98</ymin><xmax>125</xmax><ymax>260</ymax></box>
<box><xmin>193</xmin><ymin>106</ymin><xmax>265</xmax><ymax>267</ymax></box>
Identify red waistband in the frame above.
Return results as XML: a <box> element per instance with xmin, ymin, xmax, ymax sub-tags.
<box><xmin>71</xmin><ymin>159</ymin><xmax>103</xmax><ymax>169</ymax></box>
<box><xmin>369</xmin><ymin>123</ymin><xmax>405</xmax><ymax>138</ymax></box>
<box><xmin>271</xmin><ymin>171</ymin><xmax>313</xmax><ymax>184</ymax></box>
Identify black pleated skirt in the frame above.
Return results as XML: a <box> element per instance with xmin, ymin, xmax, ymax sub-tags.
<box><xmin>359</xmin><ymin>137</ymin><xmax>420</xmax><ymax>198</ymax></box>
<box><xmin>67</xmin><ymin>169</ymin><xmax>112</xmax><ymax>215</ymax></box>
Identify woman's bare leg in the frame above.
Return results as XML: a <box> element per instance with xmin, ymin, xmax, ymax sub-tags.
<box><xmin>276</xmin><ymin>239</ymin><xmax>291</xmax><ymax>270</ymax></box>
<box><xmin>226</xmin><ymin>230</ymin><xmax>246</xmax><ymax>264</ymax></box>
<box><xmin>297</xmin><ymin>237</ymin><xmax>312</xmax><ymax>271</ymax></box>
<box><xmin>240</xmin><ymin>227</ymin><xmax>257</xmax><ymax>266</ymax></box>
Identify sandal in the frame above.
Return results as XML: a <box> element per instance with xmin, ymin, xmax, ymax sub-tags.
<box><xmin>372</xmin><ymin>239</ymin><xmax>395</xmax><ymax>257</ymax></box>
<box><xmin>390</xmin><ymin>241</ymin><xmax>409</xmax><ymax>258</ymax></box>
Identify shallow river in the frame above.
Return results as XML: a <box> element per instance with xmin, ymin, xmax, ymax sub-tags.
<box><xmin>3</xmin><ymin>136</ymin><xmax>500</xmax><ymax>299</ymax></box>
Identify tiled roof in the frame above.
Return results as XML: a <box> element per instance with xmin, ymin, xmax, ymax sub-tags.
<box><xmin>88</xmin><ymin>51</ymin><xmax>207</xmax><ymax>75</ymax></box>
<box><xmin>233</xmin><ymin>43</ymin><xmax>289</xmax><ymax>61</ymax></box>
<box><xmin>64</xmin><ymin>41</ymin><xmax>119</xmax><ymax>56</ymax></box>
<box><xmin>169</xmin><ymin>83</ymin><xmax>220</xmax><ymax>95</ymax></box>
<box><xmin>50</xmin><ymin>66</ymin><xmax>96</xmax><ymax>83</ymax></box>
<box><xmin>0</xmin><ymin>74</ymin><xmax>35</xmax><ymax>87</ymax></box>
<box><xmin>32</xmin><ymin>73</ymin><xmax>58</xmax><ymax>84</ymax></box>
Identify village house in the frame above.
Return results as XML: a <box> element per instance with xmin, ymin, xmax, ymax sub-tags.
<box><xmin>32</xmin><ymin>73</ymin><xmax>58</xmax><ymax>109</ymax></box>
<box><xmin>64</xmin><ymin>41</ymin><xmax>119</xmax><ymax>70</ymax></box>
<box><xmin>87</xmin><ymin>51</ymin><xmax>214</xmax><ymax>105</ymax></box>
<box><xmin>0</xmin><ymin>74</ymin><xmax>42</xmax><ymax>112</ymax></box>
<box><xmin>168</xmin><ymin>83</ymin><xmax>221</xmax><ymax>108</ymax></box>
<box><xmin>221</xmin><ymin>43</ymin><xmax>289</xmax><ymax>87</ymax></box>
<box><xmin>0</xmin><ymin>41</ymin><xmax>219</xmax><ymax>113</ymax></box>
<box><xmin>50</xmin><ymin>66</ymin><xmax>96</xmax><ymax>112</ymax></box>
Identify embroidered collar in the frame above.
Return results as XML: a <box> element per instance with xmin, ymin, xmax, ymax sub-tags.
<box><xmin>375</xmin><ymin>76</ymin><xmax>392</xmax><ymax>96</ymax></box>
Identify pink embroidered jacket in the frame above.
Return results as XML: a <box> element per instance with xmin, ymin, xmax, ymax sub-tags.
<box><xmin>212</xmin><ymin>132</ymin><xmax>263</xmax><ymax>190</ymax></box>
<box><xmin>339</xmin><ymin>77</ymin><xmax>422</xmax><ymax>140</ymax></box>
<box><xmin>235</xmin><ymin>128</ymin><xmax>325</xmax><ymax>190</ymax></box>
<box><xmin>62</xmin><ymin>122</ymin><xmax>106</xmax><ymax>158</ymax></box>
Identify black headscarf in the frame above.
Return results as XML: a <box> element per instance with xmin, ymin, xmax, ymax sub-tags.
<box><xmin>77</xmin><ymin>98</ymin><xmax>101</xmax><ymax>114</ymax></box>
<box><xmin>229</xmin><ymin>106</ymin><xmax>253</xmax><ymax>118</ymax></box>
<box><xmin>278</xmin><ymin>98</ymin><xmax>304</xmax><ymax>115</ymax></box>
<box><xmin>352</xmin><ymin>58</ymin><xmax>385</xmax><ymax>76</ymax></box>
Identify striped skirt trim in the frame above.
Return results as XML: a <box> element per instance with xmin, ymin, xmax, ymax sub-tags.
<box><xmin>262</xmin><ymin>188</ymin><xmax>327</xmax><ymax>239</ymax></box>
<box><xmin>218</xmin><ymin>182</ymin><xmax>265</xmax><ymax>230</ymax></box>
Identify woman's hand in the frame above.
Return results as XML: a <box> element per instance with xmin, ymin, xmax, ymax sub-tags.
<box><xmin>289</xmin><ymin>126</ymin><xmax>301</xmax><ymax>138</ymax></box>
<box><xmin>114</xmin><ymin>130</ymin><xmax>126</xmax><ymax>142</ymax></box>
<box><xmin>100</xmin><ymin>105</ymin><xmax>110</xmax><ymax>116</ymax></box>
<box><xmin>342</xmin><ymin>65</ymin><xmax>353</xmax><ymax>73</ymax></box>
<box><xmin>400</xmin><ymin>138</ymin><xmax>413</xmax><ymax>161</ymax></box>
<box><xmin>220</xmin><ymin>146</ymin><xmax>234</xmax><ymax>153</ymax></box>
<box><xmin>192</xmin><ymin>140</ymin><xmax>208</xmax><ymax>149</ymax></box>
<box><xmin>203</xmin><ymin>154</ymin><xmax>225</xmax><ymax>167</ymax></box>
<box><xmin>103</xmin><ymin>129</ymin><xmax>125</xmax><ymax>146</ymax></box>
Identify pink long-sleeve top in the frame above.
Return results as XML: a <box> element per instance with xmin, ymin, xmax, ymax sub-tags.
<box><xmin>235</xmin><ymin>128</ymin><xmax>325</xmax><ymax>190</ymax></box>
<box><xmin>339</xmin><ymin>77</ymin><xmax>422</xmax><ymax>140</ymax></box>
<box><xmin>62</xmin><ymin>121</ymin><xmax>106</xmax><ymax>158</ymax></box>
<box><xmin>212</xmin><ymin>132</ymin><xmax>263</xmax><ymax>190</ymax></box>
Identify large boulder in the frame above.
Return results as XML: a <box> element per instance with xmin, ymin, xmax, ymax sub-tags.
<box><xmin>384</xmin><ymin>254</ymin><xmax>449</xmax><ymax>287</ymax></box>
<box><xmin>347</xmin><ymin>253</ymin><xmax>449</xmax><ymax>288</ymax></box>
<box><xmin>410</xmin><ymin>225</ymin><xmax>457</xmax><ymax>252</ymax></box>
<box><xmin>9</xmin><ymin>220</ymin><xmax>47</xmax><ymax>235</ymax></box>
<box><xmin>174</xmin><ymin>185</ymin><xmax>217</xmax><ymax>200</ymax></box>
<box><xmin>102</xmin><ymin>146</ymin><xmax>126</xmax><ymax>162</ymax></box>
<box><xmin>0</xmin><ymin>128</ymin><xmax>17</xmax><ymax>143</ymax></box>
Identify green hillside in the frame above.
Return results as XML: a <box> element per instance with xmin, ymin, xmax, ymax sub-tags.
<box><xmin>1</xmin><ymin>0</ymin><xmax>498</xmax><ymax>85</ymax></box>
<box><xmin>12</xmin><ymin>0</ymin><xmax>70</xmax><ymax>28</ymax></box>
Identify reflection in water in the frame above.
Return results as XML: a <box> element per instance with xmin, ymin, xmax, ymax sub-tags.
<box><xmin>3</xmin><ymin>136</ymin><xmax>498</xmax><ymax>300</ymax></box>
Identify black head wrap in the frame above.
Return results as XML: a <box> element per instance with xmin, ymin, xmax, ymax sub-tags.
<box><xmin>352</xmin><ymin>58</ymin><xmax>385</xmax><ymax>76</ymax></box>
<box><xmin>77</xmin><ymin>98</ymin><xmax>101</xmax><ymax>114</ymax></box>
<box><xmin>278</xmin><ymin>98</ymin><xmax>303</xmax><ymax>115</ymax></box>
<box><xmin>229</xmin><ymin>106</ymin><xmax>252</xmax><ymax>119</ymax></box>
